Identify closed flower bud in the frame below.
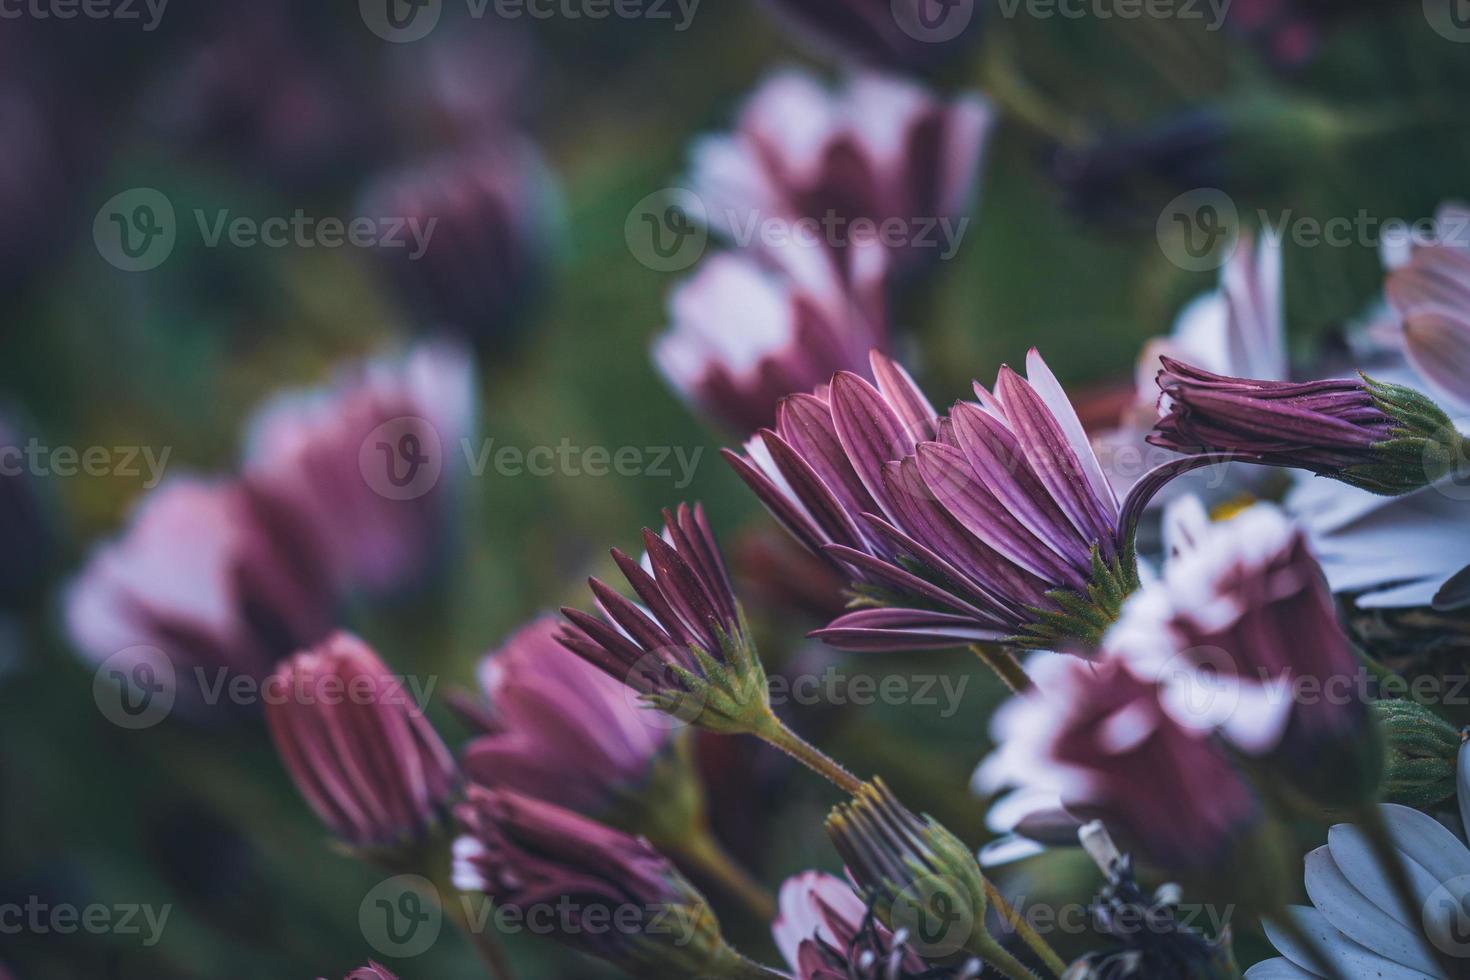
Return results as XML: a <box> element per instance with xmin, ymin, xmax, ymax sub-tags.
<box><xmin>826</xmin><ymin>780</ymin><xmax>1029</xmax><ymax>975</ymax></box>
<box><xmin>265</xmin><ymin>633</ymin><xmax>458</xmax><ymax>854</ymax></box>
<box><xmin>1376</xmin><ymin>699</ymin><xmax>1461</xmax><ymax>811</ymax></box>
<box><xmin>454</xmin><ymin>788</ymin><xmax>782</xmax><ymax>979</ymax></box>
<box><xmin>1152</xmin><ymin>358</ymin><xmax>1468</xmax><ymax>496</ymax></box>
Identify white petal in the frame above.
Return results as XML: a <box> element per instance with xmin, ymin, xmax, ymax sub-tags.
<box><xmin>1304</xmin><ymin>845</ymin><xmax>1443</xmax><ymax>974</ymax></box>
<box><xmin>1024</xmin><ymin>348</ymin><xmax>1118</xmax><ymax>513</ymax></box>
<box><xmin>1243</xmin><ymin>958</ymin><xmax>1319</xmax><ymax>979</ymax></box>
<box><xmin>1264</xmin><ymin>906</ymin><xmax>1439</xmax><ymax>979</ymax></box>
<box><xmin>1459</xmin><ymin>741</ymin><xmax>1470</xmax><ymax>842</ymax></box>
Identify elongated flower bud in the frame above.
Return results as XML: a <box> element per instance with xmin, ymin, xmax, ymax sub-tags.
<box><xmin>265</xmin><ymin>633</ymin><xmax>457</xmax><ymax>853</ymax></box>
<box><xmin>1151</xmin><ymin>357</ymin><xmax>1467</xmax><ymax>496</ymax></box>
<box><xmin>454</xmin><ymin>788</ymin><xmax>780</xmax><ymax>979</ymax></box>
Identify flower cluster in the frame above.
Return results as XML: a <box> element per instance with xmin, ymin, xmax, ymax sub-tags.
<box><xmin>66</xmin><ymin>343</ymin><xmax>473</xmax><ymax>701</ymax></box>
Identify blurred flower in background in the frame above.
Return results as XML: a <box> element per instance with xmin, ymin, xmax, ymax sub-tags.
<box><xmin>65</xmin><ymin>476</ymin><xmax>339</xmax><ymax>697</ymax></box>
<box><xmin>66</xmin><ymin>343</ymin><xmax>474</xmax><ymax>706</ymax></box>
<box><xmin>241</xmin><ymin>342</ymin><xmax>475</xmax><ymax>596</ymax></box>
<box><xmin>138</xmin><ymin>3</ymin><xmax>374</xmax><ymax>189</ymax></box>
<box><xmin>460</xmin><ymin>615</ymin><xmax>680</xmax><ymax>826</ymax></box>
<box><xmin>654</xmin><ymin>246</ymin><xmax>887</xmax><ymax>434</ymax></box>
<box><xmin>686</xmin><ymin>68</ymin><xmax>992</xmax><ymax>283</ymax></box>
<box><xmin>357</xmin><ymin>143</ymin><xmax>560</xmax><ymax>353</ymax></box>
<box><xmin>384</xmin><ymin>25</ymin><xmax>540</xmax><ymax>148</ymax></box>
<box><xmin>1051</xmin><ymin>111</ymin><xmax>1230</xmax><ymax>228</ymax></box>
<box><xmin>1111</xmin><ymin>502</ymin><xmax>1380</xmax><ymax>807</ymax></box>
<box><xmin>990</xmin><ymin>654</ymin><xmax>1265</xmax><ymax>874</ymax></box>
<box><xmin>1383</xmin><ymin>202</ymin><xmax>1470</xmax><ymax>414</ymax></box>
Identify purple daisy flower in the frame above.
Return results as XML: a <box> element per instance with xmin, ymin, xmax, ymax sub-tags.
<box><xmin>725</xmin><ymin>349</ymin><xmax>1185</xmax><ymax>652</ymax></box>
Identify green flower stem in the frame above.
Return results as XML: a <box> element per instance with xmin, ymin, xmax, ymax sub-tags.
<box><xmin>711</xmin><ymin>951</ymin><xmax>789</xmax><ymax>980</ymax></box>
<box><xmin>754</xmin><ymin>712</ymin><xmax>864</xmax><ymax>795</ymax></box>
<box><xmin>670</xmin><ymin>826</ymin><xmax>776</xmax><ymax>923</ymax></box>
<box><xmin>971</xmin><ymin>644</ymin><xmax>1034</xmax><ymax>694</ymax></box>
<box><xmin>969</xmin><ymin>935</ymin><xmax>1043</xmax><ymax>980</ymax></box>
<box><xmin>1352</xmin><ymin>803</ymin><xmax>1461</xmax><ymax>979</ymax></box>
<box><xmin>418</xmin><ymin>875</ymin><xmax>518</xmax><ymax>980</ymax></box>
<box><xmin>984</xmin><ymin>879</ymin><xmax>1067</xmax><ymax>978</ymax></box>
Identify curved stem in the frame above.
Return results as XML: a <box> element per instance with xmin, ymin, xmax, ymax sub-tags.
<box><xmin>984</xmin><ymin>880</ymin><xmax>1067</xmax><ymax>978</ymax></box>
<box><xmin>672</xmin><ymin>827</ymin><xmax>777</xmax><ymax>923</ymax></box>
<box><xmin>421</xmin><ymin>882</ymin><xmax>518</xmax><ymax>980</ymax></box>
<box><xmin>971</xmin><ymin>644</ymin><xmax>1033</xmax><ymax>694</ymax></box>
<box><xmin>757</xmin><ymin>714</ymin><xmax>864</xmax><ymax>795</ymax></box>
<box><xmin>716</xmin><ymin>951</ymin><xmax>789</xmax><ymax>979</ymax></box>
<box><xmin>970</xmin><ymin>936</ymin><xmax>1042</xmax><ymax>980</ymax></box>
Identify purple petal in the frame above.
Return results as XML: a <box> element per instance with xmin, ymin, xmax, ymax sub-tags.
<box><xmin>812</xmin><ymin>608</ymin><xmax>1007</xmax><ymax>651</ymax></box>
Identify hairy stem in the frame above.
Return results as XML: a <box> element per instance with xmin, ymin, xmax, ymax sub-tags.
<box><xmin>671</xmin><ymin>827</ymin><xmax>776</xmax><ymax>923</ymax></box>
<box><xmin>984</xmin><ymin>880</ymin><xmax>1067</xmax><ymax>978</ymax></box>
<box><xmin>757</xmin><ymin>714</ymin><xmax>864</xmax><ymax>795</ymax></box>
<box><xmin>971</xmin><ymin>644</ymin><xmax>1033</xmax><ymax>694</ymax></box>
